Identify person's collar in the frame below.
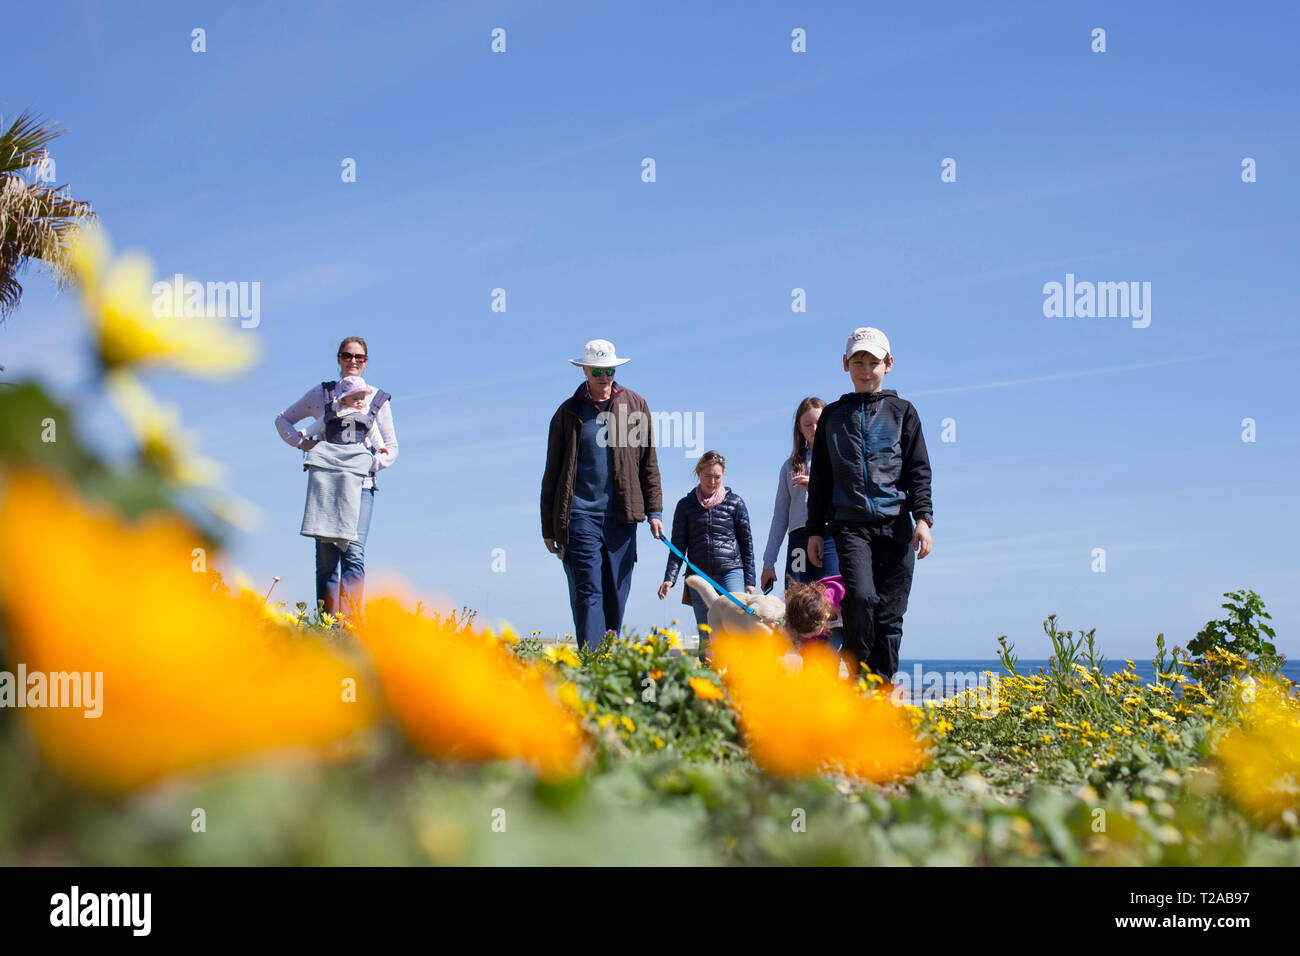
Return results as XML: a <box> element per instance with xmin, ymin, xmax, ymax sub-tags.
<box><xmin>576</xmin><ymin>380</ymin><xmax>623</xmax><ymax>408</ymax></box>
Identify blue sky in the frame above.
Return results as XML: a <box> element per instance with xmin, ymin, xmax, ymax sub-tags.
<box><xmin>3</xmin><ymin>1</ymin><xmax>1297</xmax><ymax>659</ymax></box>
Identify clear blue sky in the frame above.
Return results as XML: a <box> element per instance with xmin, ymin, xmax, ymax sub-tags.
<box><xmin>3</xmin><ymin>1</ymin><xmax>1297</xmax><ymax>659</ymax></box>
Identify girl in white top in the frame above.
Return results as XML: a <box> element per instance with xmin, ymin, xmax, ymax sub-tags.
<box><xmin>760</xmin><ymin>397</ymin><xmax>840</xmax><ymax>593</ymax></box>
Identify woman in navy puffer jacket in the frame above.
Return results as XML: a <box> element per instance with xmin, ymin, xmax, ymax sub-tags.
<box><xmin>657</xmin><ymin>450</ymin><xmax>756</xmax><ymax>657</ymax></box>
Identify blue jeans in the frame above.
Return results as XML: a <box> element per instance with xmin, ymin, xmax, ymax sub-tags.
<box><xmin>315</xmin><ymin>487</ymin><xmax>374</xmax><ymax>616</ymax></box>
<box><xmin>785</xmin><ymin>526</ymin><xmax>840</xmax><ymax>584</ymax></box>
<box><xmin>563</xmin><ymin>511</ymin><xmax>638</xmax><ymax>650</ymax></box>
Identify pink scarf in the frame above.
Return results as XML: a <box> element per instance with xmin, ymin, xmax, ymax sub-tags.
<box><xmin>695</xmin><ymin>485</ymin><xmax>727</xmax><ymax>509</ymax></box>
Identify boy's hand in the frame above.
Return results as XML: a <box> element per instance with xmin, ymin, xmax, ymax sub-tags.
<box><xmin>791</xmin><ymin>473</ymin><xmax>809</xmax><ymax>488</ymax></box>
<box><xmin>657</xmin><ymin>581</ymin><xmax>671</xmax><ymax>600</ymax></box>
<box><xmin>649</xmin><ymin>517</ymin><xmax>665</xmax><ymax>539</ymax></box>
<box><xmin>808</xmin><ymin>535</ymin><xmax>824</xmax><ymax>568</ymax></box>
<box><xmin>913</xmin><ymin>520</ymin><xmax>932</xmax><ymax>559</ymax></box>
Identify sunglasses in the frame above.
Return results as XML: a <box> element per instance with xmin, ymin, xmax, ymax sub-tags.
<box><xmin>587</xmin><ymin>367</ymin><xmax>616</xmax><ymax>377</ymax></box>
<box><xmin>339</xmin><ymin>352</ymin><xmax>367</xmax><ymax>362</ymax></box>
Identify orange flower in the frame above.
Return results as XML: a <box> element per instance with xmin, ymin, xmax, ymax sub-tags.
<box><xmin>357</xmin><ymin>598</ymin><xmax>589</xmax><ymax>780</ymax></box>
<box><xmin>689</xmin><ymin>676</ymin><xmax>724</xmax><ymax>700</ymax></box>
<box><xmin>0</xmin><ymin>472</ymin><xmax>377</xmax><ymax>791</ymax></box>
<box><xmin>711</xmin><ymin>630</ymin><xmax>929</xmax><ymax>781</ymax></box>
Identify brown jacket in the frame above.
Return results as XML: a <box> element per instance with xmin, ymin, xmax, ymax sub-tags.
<box><xmin>541</xmin><ymin>382</ymin><xmax>663</xmax><ymax>546</ymax></box>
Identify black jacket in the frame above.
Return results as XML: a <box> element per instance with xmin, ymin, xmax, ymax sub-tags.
<box><xmin>663</xmin><ymin>488</ymin><xmax>756</xmax><ymax>589</ymax></box>
<box><xmin>806</xmin><ymin>389</ymin><xmax>933</xmax><ymax>535</ymax></box>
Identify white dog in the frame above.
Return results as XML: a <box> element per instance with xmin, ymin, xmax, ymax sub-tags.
<box><xmin>683</xmin><ymin>574</ymin><xmax>786</xmax><ymax>635</ymax></box>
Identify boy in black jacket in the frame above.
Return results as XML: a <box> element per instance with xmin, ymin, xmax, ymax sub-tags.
<box><xmin>806</xmin><ymin>328</ymin><xmax>934</xmax><ymax>683</ymax></box>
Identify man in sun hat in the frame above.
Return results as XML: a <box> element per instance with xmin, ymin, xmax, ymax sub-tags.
<box><xmin>541</xmin><ymin>339</ymin><xmax>664</xmax><ymax>650</ymax></box>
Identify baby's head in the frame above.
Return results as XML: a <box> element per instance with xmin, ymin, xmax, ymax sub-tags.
<box><xmin>334</xmin><ymin>376</ymin><xmax>372</xmax><ymax>411</ymax></box>
<box><xmin>842</xmin><ymin>327</ymin><xmax>893</xmax><ymax>393</ymax></box>
<box><xmin>783</xmin><ymin>579</ymin><xmax>836</xmax><ymax>641</ymax></box>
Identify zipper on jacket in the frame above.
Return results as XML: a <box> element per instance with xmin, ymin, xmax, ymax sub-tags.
<box><xmin>861</xmin><ymin>397</ymin><xmax>878</xmax><ymax>519</ymax></box>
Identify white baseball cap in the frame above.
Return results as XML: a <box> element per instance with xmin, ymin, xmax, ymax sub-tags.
<box><xmin>569</xmin><ymin>339</ymin><xmax>630</xmax><ymax>368</ymax></box>
<box><xmin>845</xmin><ymin>327</ymin><xmax>891</xmax><ymax>359</ymax></box>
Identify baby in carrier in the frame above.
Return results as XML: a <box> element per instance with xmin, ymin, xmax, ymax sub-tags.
<box><xmin>299</xmin><ymin>376</ymin><xmax>391</xmax><ymax>550</ymax></box>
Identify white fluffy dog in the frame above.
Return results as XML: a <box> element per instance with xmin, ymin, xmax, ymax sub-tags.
<box><xmin>683</xmin><ymin>574</ymin><xmax>786</xmax><ymax>635</ymax></box>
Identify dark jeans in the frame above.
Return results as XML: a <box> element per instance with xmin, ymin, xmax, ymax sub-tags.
<box><xmin>786</xmin><ymin>527</ymin><xmax>842</xmax><ymax>651</ymax></box>
<box><xmin>563</xmin><ymin>511</ymin><xmax>638</xmax><ymax>650</ymax></box>
<box><xmin>786</xmin><ymin>526</ymin><xmax>840</xmax><ymax>583</ymax></box>
<box><xmin>830</xmin><ymin>514</ymin><xmax>915</xmax><ymax>681</ymax></box>
<box><xmin>315</xmin><ymin>486</ymin><xmax>374</xmax><ymax>617</ymax></box>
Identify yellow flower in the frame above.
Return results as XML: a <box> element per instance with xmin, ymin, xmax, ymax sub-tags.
<box><xmin>619</xmin><ymin>715</ymin><xmax>635</xmax><ymax>733</ymax></box>
<box><xmin>698</xmin><ymin>624</ymin><xmax>712</xmax><ymax>634</ymax></box>
<box><xmin>557</xmin><ymin>681</ymin><xmax>585</xmax><ymax>715</ymax></box>
<box><xmin>357</xmin><ymin>598</ymin><xmax>589</xmax><ymax>780</ymax></box>
<box><xmin>689</xmin><ymin>677</ymin><xmax>725</xmax><ymax>700</ymax></box>
<box><xmin>0</xmin><ymin>472</ymin><xmax>376</xmax><ymax>791</ymax></box>
<box><xmin>651</xmin><ymin>735</ymin><xmax>666</xmax><ymax>749</ymax></box>
<box><xmin>70</xmin><ymin>227</ymin><xmax>259</xmax><ymax>377</ymax></box>
<box><xmin>104</xmin><ymin>371</ymin><xmax>222</xmax><ymax>487</ymax></box>
<box><xmin>711</xmin><ymin>630</ymin><xmax>928</xmax><ymax>782</ymax></box>
<box><xmin>543</xmin><ymin>644</ymin><xmax>581</xmax><ymax>668</ymax></box>
<box><xmin>1214</xmin><ymin>679</ymin><xmax>1300</xmax><ymax>824</ymax></box>
<box><xmin>648</xmin><ymin>669</ymin><xmax>664</xmax><ymax>681</ymax></box>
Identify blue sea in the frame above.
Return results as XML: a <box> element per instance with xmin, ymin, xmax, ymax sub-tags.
<box><xmin>894</xmin><ymin>658</ymin><xmax>1300</xmax><ymax>692</ymax></box>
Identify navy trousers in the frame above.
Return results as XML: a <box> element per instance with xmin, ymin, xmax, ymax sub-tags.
<box><xmin>830</xmin><ymin>514</ymin><xmax>915</xmax><ymax>681</ymax></box>
<box><xmin>563</xmin><ymin>511</ymin><xmax>638</xmax><ymax>650</ymax></box>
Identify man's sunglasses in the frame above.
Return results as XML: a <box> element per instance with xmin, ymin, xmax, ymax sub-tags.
<box><xmin>339</xmin><ymin>352</ymin><xmax>367</xmax><ymax>361</ymax></box>
<box><xmin>587</xmin><ymin>367</ymin><xmax>615</xmax><ymax>377</ymax></box>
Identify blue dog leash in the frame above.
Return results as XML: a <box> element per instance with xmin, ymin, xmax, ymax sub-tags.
<box><xmin>656</xmin><ymin>533</ymin><xmax>755</xmax><ymax>616</ymax></box>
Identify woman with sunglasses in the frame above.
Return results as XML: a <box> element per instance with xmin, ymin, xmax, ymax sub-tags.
<box><xmin>275</xmin><ymin>336</ymin><xmax>399</xmax><ymax>618</ymax></box>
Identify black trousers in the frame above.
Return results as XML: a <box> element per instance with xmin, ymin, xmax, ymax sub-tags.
<box><xmin>830</xmin><ymin>514</ymin><xmax>915</xmax><ymax>681</ymax></box>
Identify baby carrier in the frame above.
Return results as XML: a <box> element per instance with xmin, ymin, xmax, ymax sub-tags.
<box><xmin>320</xmin><ymin>380</ymin><xmax>391</xmax><ymax>486</ymax></box>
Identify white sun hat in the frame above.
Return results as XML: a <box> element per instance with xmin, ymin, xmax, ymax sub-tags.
<box><xmin>844</xmin><ymin>327</ymin><xmax>891</xmax><ymax>359</ymax></box>
<box><xmin>568</xmin><ymin>339</ymin><xmax>630</xmax><ymax>368</ymax></box>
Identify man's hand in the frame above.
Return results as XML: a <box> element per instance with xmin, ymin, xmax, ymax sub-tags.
<box><xmin>745</xmin><ymin>585</ymin><xmax>756</xmax><ymax>595</ymax></box>
<box><xmin>791</xmin><ymin>473</ymin><xmax>809</xmax><ymax>488</ymax></box>
<box><xmin>649</xmin><ymin>517</ymin><xmax>665</xmax><ymax>540</ymax></box>
<box><xmin>657</xmin><ymin>580</ymin><xmax>671</xmax><ymax>600</ymax></box>
<box><xmin>760</xmin><ymin>568</ymin><xmax>777</xmax><ymax>591</ymax></box>
<box><xmin>808</xmin><ymin>535</ymin><xmax>824</xmax><ymax>568</ymax></box>
<box><xmin>913</xmin><ymin>520</ymin><xmax>932</xmax><ymax>559</ymax></box>
<box><xmin>544</xmin><ymin>538</ymin><xmax>561</xmax><ymax>555</ymax></box>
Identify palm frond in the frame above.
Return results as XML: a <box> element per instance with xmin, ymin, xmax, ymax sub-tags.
<box><xmin>0</xmin><ymin>109</ymin><xmax>68</xmax><ymax>177</ymax></box>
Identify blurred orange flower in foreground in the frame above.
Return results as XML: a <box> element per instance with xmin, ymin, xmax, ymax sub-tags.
<box><xmin>0</xmin><ymin>472</ymin><xmax>377</xmax><ymax>791</ymax></box>
<box><xmin>1214</xmin><ymin>678</ymin><xmax>1300</xmax><ymax>824</ymax></box>
<box><xmin>711</xmin><ymin>630</ymin><xmax>930</xmax><ymax>782</ymax></box>
<box><xmin>358</xmin><ymin>598</ymin><xmax>590</xmax><ymax>780</ymax></box>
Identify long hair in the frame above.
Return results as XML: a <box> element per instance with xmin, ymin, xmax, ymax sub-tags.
<box><xmin>790</xmin><ymin>397</ymin><xmax>826</xmax><ymax>475</ymax></box>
